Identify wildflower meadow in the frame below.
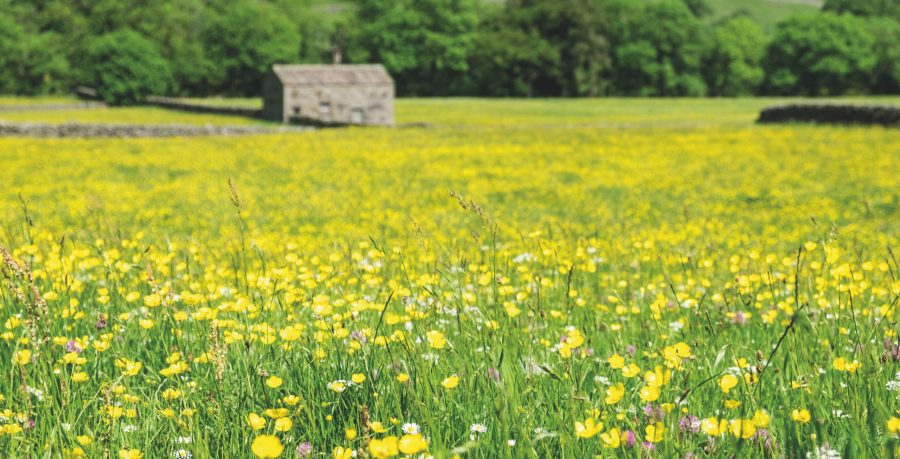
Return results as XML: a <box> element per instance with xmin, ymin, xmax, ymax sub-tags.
<box><xmin>1</xmin><ymin>99</ymin><xmax>899</xmax><ymax>458</ymax></box>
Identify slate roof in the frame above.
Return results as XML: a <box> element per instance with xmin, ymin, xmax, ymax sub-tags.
<box><xmin>271</xmin><ymin>64</ymin><xmax>393</xmax><ymax>86</ymax></box>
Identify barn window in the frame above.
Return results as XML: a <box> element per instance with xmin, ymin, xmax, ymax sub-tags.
<box><xmin>319</xmin><ymin>102</ymin><xmax>331</xmax><ymax>114</ymax></box>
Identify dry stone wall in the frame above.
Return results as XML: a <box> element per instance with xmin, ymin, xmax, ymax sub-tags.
<box><xmin>0</xmin><ymin>121</ymin><xmax>308</xmax><ymax>138</ymax></box>
<box><xmin>758</xmin><ymin>104</ymin><xmax>900</xmax><ymax>126</ymax></box>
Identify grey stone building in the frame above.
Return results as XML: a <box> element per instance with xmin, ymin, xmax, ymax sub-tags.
<box><xmin>263</xmin><ymin>64</ymin><xmax>394</xmax><ymax>126</ymax></box>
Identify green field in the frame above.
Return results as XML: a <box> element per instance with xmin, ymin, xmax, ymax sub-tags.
<box><xmin>2</xmin><ymin>97</ymin><xmax>898</xmax><ymax>128</ymax></box>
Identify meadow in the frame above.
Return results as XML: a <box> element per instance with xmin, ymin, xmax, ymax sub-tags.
<box><xmin>0</xmin><ymin>99</ymin><xmax>899</xmax><ymax>458</ymax></box>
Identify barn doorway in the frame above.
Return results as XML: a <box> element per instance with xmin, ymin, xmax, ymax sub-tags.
<box><xmin>350</xmin><ymin>108</ymin><xmax>365</xmax><ymax>124</ymax></box>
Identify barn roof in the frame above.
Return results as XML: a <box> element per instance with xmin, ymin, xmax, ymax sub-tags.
<box><xmin>271</xmin><ymin>64</ymin><xmax>393</xmax><ymax>86</ymax></box>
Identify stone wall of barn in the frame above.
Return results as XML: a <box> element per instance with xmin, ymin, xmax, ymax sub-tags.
<box><xmin>280</xmin><ymin>84</ymin><xmax>394</xmax><ymax>126</ymax></box>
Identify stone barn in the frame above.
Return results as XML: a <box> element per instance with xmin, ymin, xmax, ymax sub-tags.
<box><xmin>263</xmin><ymin>64</ymin><xmax>394</xmax><ymax>126</ymax></box>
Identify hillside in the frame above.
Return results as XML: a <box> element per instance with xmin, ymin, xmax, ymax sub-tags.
<box><xmin>706</xmin><ymin>0</ymin><xmax>823</xmax><ymax>31</ymax></box>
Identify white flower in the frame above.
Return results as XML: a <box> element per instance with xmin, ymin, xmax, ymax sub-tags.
<box><xmin>507</xmin><ymin>439</ymin><xmax>516</xmax><ymax>447</ymax></box>
<box><xmin>594</xmin><ymin>375</ymin><xmax>611</xmax><ymax>385</ymax></box>
<box><xmin>122</xmin><ymin>424</ymin><xmax>138</xmax><ymax>432</ymax></box>
<box><xmin>513</xmin><ymin>252</ymin><xmax>536</xmax><ymax>264</ymax></box>
<box><xmin>402</xmin><ymin>423</ymin><xmax>420</xmax><ymax>434</ymax></box>
<box><xmin>172</xmin><ymin>450</ymin><xmax>192</xmax><ymax>459</ymax></box>
<box><xmin>26</xmin><ymin>386</ymin><xmax>43</xmax><ymax>401</ymax></box>
<box><xmin>807</xmin><ymin>444</ymin><xmax>841</xmax><ymax>459</ymax></box>
<box><xmin>469</xmin><ymin>423</ymin><xmax>487</xmax><ymax>434</ymax></box>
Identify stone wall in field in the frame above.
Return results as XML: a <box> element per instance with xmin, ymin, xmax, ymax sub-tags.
<box><xmin>0</xmin><ymin>121</ymin><xmax>307</xmax><ymax>138</ymax></box>
<box><xmin>757</xmin><ymin>104</ymin><xmax>900</xmax><ymax>126</ymax></box>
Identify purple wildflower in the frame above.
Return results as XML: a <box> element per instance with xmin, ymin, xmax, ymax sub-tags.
<box><xmin>623</xmin><ymin>430</ymin><xmax>637</xmax><ymax>448</ymax></box>
<box><xmin>65</xmin><ymin>340</ymin><xmax>82</xmax><ymax>354</ymax></box>
<box><xmin>295</xmin><ymin>442</ymin><xmax>313</xmax><ymax>458</ymax></box>
<box><xmin>679</xmin><ymin>415</ymin><xmax>700</xmax><ymax>433</ymax></box>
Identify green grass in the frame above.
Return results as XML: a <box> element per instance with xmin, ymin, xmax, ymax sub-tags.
<box><xmin>397</xmin><ymin>96</ymin><xmax>900</xmax><ymax>127</ymax></box>
<box><xmin>0</xmin><ymin>95</ymin><xmax>80</xmax><ymax>106</ymax></box>
<box><xmin>0</xmin><ymin>106</ymin><xmax>271</xmax><ymax>126</ymax></box>
<box><xmin>2</xmin><ymin>96</ymin><xmax>897</xmax><ymax>128</ymax></box>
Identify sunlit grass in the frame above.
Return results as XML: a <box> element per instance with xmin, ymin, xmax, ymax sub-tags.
<box><xmin>0</xmin><ymin>106</ymin><xmax>271</xmax><ymax>126</ymax></box>
<box><xmin>0</xmin><ymin>95</ymin><xmax>80</xmax><ymax>106</ymax></box>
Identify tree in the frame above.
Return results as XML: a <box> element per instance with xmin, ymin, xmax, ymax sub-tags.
<box><xmin>349</xmin><ymin>0</ymin><xmax>478</xmax><ymax>96</ymax></box>
<box><xmin>611</xmin><ymin>1</ymin><xmax>710</xmax><ymax>96</ymax></box>
<box><xmin>704</xmin><ymin>17</ymin><xmax>766</xmax><ymax>96</ymax></box>
<box><xmin>134</xmin><ymin>0</ymin><xmax>216</xmax><ymax>96</ymax></box>
<box><xmin>682</xmin><ymin>0</ymin><xmax>712</xmax><ymax>17</ymax></box>
<box><xmin>764</xmin><ymin>13</ymin><xmax>876</xmax><ymax>95</ymax></box>
<box><xmin>0</xmin><ymin>12</ymin><xmax>70</xmax><ymax>94</ymax></box>
<box><xmin>273</xmin><ymin>0</ymin><xmax>355</xmax><ymax>64</ymax></box>
<box><xmin>203</xmin><ymin>0</ymin><xmax>301</xmax><ymax>95</ymax></box>
<box><xmin>613</xmin><ymin>42</ymin><xmax>662</xmax><ymax>96</ymax></box>
<box><xmin>469</xmin><ymin>0</ymin><xmax>612</xmax><ymax>97</ymax></box>
<box><xmin>469</xmin><ymin>17</ymin><xmax>561</xmax><ymax>96</ymax></box>
<box><xmin>867</xmin><ymin>18</ymin><xmax>900</xmax><ymax>93</ymax></box>
<box><xmin>86</xmin><ymin>29</ymin><xmax>172</xmax><ymax>105</ymax></box>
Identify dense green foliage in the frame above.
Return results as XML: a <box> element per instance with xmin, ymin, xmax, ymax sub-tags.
<box><xmin>764</xmin><ymin>13</ymin><xmax>876</xmax><ymax>96</ymax></box>
<box><xmin>704</xmin><ymin>17</ymin><xmax>766</xmax><ymax>96</ymax></box>
<box><xmin>203</xmin><ymin>2</ymin><xmax>302</xmax><ymax>96</ymax></box>
<box><xmin>85</xmin><ymin>30</ymin><xmax>173</xmax><ymax>105</ymax></box>
<box><xmin>349</xmin><ymin>0</ymin><xmax>478</xmax><ymax>96</ymax></box>
<box><xmin>0</xmin><ymin>11</ymin><xmax>68</xmax><ymax>95</ymax></box>
<box><xmin>468</xmin><ymin>0</ymin><xmax>612</xmax><ymax>97</ymax></box>
<box><xmin>613</xmin><ymin>1</ymin><xmax>709</xmax><ymax>96</ymax></box>
<box><xmin>0</xmin><ymin>0</ymin><xmax>897</xmax><ymax>99</ymax></box>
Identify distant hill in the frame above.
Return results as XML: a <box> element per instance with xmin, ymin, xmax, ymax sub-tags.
<box><xmin>706</xmin><ymin>0</ymin><xmax>823</xmax><ymax>31</ymax></box>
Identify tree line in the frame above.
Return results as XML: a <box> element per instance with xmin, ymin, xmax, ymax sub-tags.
<box><xmin>1</xmin><ymin>0</ymin><xmax>897</xmax><ymax>104</ymax></box>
